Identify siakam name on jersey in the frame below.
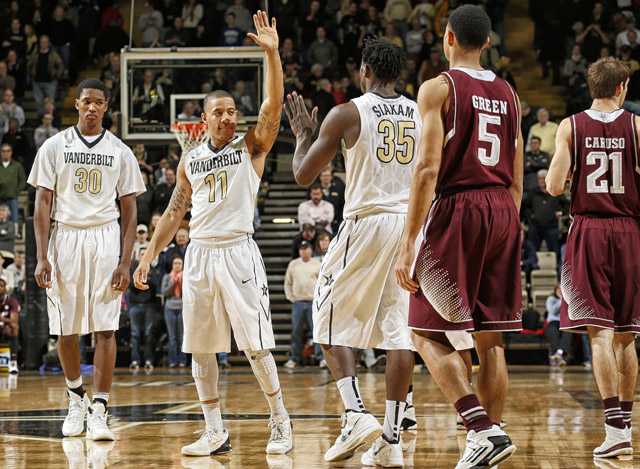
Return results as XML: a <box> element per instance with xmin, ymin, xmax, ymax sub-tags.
<box><xmin>585</xmin><ymin>137</ymin><xmax>626</xmax><ymax>149</ymax></box>
<box><xmin>64</xmin><ymin>152</ymin><xmax>115</xmax><ymax>167</ymax></box>
<box><xmin>371</xmin><ymin>103</ymin><xmax>415</xmax><ymax>120</ymax></box>
<box><xmin>190</xmin><ymin>149</ymin><xmax>243</xmax><ymax>174</ymax></box>
<box><xmin>471</xmin><ymin>95</ymin><xmax>508</xmax><ymax>115</ymax></box>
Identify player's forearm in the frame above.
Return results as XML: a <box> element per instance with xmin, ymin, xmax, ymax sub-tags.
<box><xmin>33</xmin><ymin>188</ymin><xmax>52</xmax><ymax>260</ymax></box>
<box><xmin>292</xmin><ymin>130</ymin><xmax>314</xmax><ymax>184</ymax></box>
<box><xmin>119</xmin><ymin>194</ymin><xmax>138</xmax><ymax>267</ymax></box>
<box><xmin>142</xmin><ymin>212</ymin><xmax>184</xmax><ymax>264</ymax></box>
<box><xmin>401</xmin><ymin>166</ymin><xmax>438</xmax><ymax>249</ymax></box>
<box><xmin>263</xmin><ymin>47</ymin><xmax>284</xmax><ymax>113</ymax></box>
<box><xmin>507</xmin><ymin>180</ymin><xmax>523</xmax><ymax>213</ymax></box>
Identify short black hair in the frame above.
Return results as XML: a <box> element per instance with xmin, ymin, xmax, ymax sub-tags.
<box><xmin>309</xmin><ymin>182</ymin><xmax>323</xmax><ymax>193</ymax></box>
<box><xmin>77</xmin><ymin>78</ymin><xmax>109</xmax><ymax>100</ymax></box>
<box><xmin>448</xmin><ymin>5</ymin><xmax>491</xmax><ymax>50</ymax></box>
<box><xmin>203</xmin><ymin>90</ymin><xmax>234</xmax><ymax>112</ymax></box>
<box><xmin>361</xmin><ymin>38</ymin><xmax>406</xmax><ymax>84</ymax></box>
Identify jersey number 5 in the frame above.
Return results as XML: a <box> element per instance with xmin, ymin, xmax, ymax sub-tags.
<box><xmin>377</xmin><ymin>120</ymin><xmax>415</xmax><ymax>164</ymax></box>
<box><xmin>478</xmin><ymin>113</ymin><xmax>501</xmax><ymax>167</ymax></box>
<box><xmin>205</xmin><ymin>171</ymin><xmax>228</xmax><ymax>202</ymax></box>
<box><xmin>586</xmin><ymin>151</ymin><xmax>625</xmax><ymax>194</ymax></box>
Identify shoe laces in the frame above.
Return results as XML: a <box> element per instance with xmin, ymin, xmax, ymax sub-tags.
<box><xmin>90</xmin><ymin>410</ymin><xmax>109</xmax><ymax>430</ymax></box>
<box><xmin>67</xmin><ymin>396</ymin><xmax>85</xmax><ymax>420</ymax></box>
<box><xmin>201</xmin><ymin>428</ymin><xmax>222</xmax><ymax>443</ymax></box>
<box><xmin>268</xmin><ymin>418</ymin><xmax>288</xmax><ymax>442</ymax></box>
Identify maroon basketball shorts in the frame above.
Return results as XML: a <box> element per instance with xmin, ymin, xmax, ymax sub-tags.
<box><xmin>560</xmin><ymin>215</ymin><xmax>640</xmax><ymax>333</ymax></box>
<box><xmin>409</xmin><ymin>188</ymin><xmax>523</xmax><ymax>332</ymax></box>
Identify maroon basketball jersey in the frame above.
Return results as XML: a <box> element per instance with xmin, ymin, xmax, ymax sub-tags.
<box><xmin>437</xmin><ymin>68</ymin><xmax>519</xmax><ymax>195</ymax></box>
<box><xmin>570</xmin><ymin>109</ymin><xmax>640</xmax><ymax>217</ymax></box>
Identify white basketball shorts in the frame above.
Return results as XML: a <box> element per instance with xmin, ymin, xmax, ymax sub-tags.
<box><xmin>47</xmin><ymin>221</ymin><xmax>122</xmax><ymax>336</ymax></box>
<box><xmin>182</xmin><ymin>235</ymin><xmax>275</xmax><ymax>354</ymax></box>
<box><xmin>313</xmin><ymin>212</ymin><xmax>413</xmax><ymax>350</ymax></box>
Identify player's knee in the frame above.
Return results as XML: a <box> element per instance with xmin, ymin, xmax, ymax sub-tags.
<box><xmin>245</xmin><ymin>349</ymin><xmax>275</xmax><ymax>377</ymax></box>
<box><xmin>192</xmin><ymin>353</ymin><xmax>215</xmax><ymax>379</ymax></box>
<box><xmin>57</xmin><ymin>334</ymin><xmax>78</xmax><ymax>348</ymax></box>
<box><xmin>94</xmin><ymin>330</ymin><xmax>115</xmax><ymax>341</ymax></box>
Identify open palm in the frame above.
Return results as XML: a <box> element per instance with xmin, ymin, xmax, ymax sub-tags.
<box><xmin>248</xmin><ymin>11</ymin><xmax>279</xmax><ymax>52</ymax></box>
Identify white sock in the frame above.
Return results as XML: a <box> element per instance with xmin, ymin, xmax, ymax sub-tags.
<box><xmin>406</xmin><ymin>384</ymin><xmax>413</xmax><ymax>407</ymax></box>
<box><xmin>202</xmin><ymin>401</ymin><xmax>224</xmax><ymax>431</ymax></box>
<box><xmin>93</xmin><ymin>392</ymin><xmax>110</xmax><ymax>410</ymax></box>
<box><xmin>337</xmin><ymin>376</ymin><xmax>365</xmax><ymax>412</ymax></box>
<box><xmin>246</xmin><ymin>350</ymin><xmax>288</xmax><ymax>418</ymax></box>
<box><xmin>383</xmin><ymin>400</ymin><xmax>404</xmax><ymax>443</ymax></box>
<box><xmin>65</xmin><ymin>376</ymin><xmax>83</xmax><ymax>396</ymax></box>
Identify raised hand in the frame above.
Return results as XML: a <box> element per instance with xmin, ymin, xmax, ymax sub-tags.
<box><xmin>247</xmin><ymin>10</ymin><xmax>279</xmax><ymax>52</ymax></box>
<box><xmin>283</xmin><ymin>91</ymin><xmax>318</xmax><ymax>137</ymax></box>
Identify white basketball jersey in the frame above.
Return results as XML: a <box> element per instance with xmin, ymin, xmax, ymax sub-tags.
<box><xmin>27</xmin><ymin>126</ymin><xmax>146</xmax><ymax>228</ymax></box>
<box><xmin>185</xmin><ymin>136</ymin><xmax>259</xmax><ymax>240</ymax></box>
<box><xmin>343</xmin><ymin>93</ymin><xmax>421</xmax><ymax>218</ymax></box>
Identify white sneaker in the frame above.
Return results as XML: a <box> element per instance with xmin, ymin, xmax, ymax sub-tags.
<box><xmin>62</xmin><ymin>391</ymin><xmax>90</xmax><ymax>437</ymax></box>
<box><xmin>400</xmin><ymin>405</ymin><xmax>417</xmax><ymax>431</ymax></box>
<box><xmin>86</xmin><ymin>439</ymin><xmax>115</xmax><ymax>469</ymax></box>
<box><xmin>594</xmin><ymin>424</ymin><xmax>633</xmax><ymax>458</ymax></box>
<box><xmin>86</xmin><ymin>402</ymin><xmax>115</xmax><ymax>441</ymax></box>
<box><xmin>361</xmin><ymin>436</ymin><xmax>404</xmax><ymax>467</ymax></box>
<box><xmin>8</xmin><ymin>360</ymin><xmax>18</xmax><ymax>374</ymax></box>
<box><xmin>283</xmin><ymin>360</ymin><xmax>298</xmax><ymax>369</ymax></box>
<box><xmin>129</xmin><ymin>361</ymin><xmax>139</xmax><ymax>372</ymax></box>
<box><xmin>182</xmin><ymin>428</ymin><xmax>232</xmax><ymax>456</ymax></box>
<box><xmin>457</xmin><ymin>414</ymin><xmax>507</xmax><ymax>431</ymax></box>
<box><xmin>324</xmin><ymin>411</ymin><xmax>384</xmax><ymax>462</ymax></box>
<box><xmin>455</xmin><ymin>425</ymin><xmax>516</xmax><ymax>469</ymax></box>
<box><xmin>62</xmin><ymin>438</ymin><xmax>85</xmax><ymax>469</ymax></box>
<box><xmin>318</xmin><ymin>359</ymin><xmax>328</xmax><ymax>369</ymax></box>
<box><xmin>266</xmin><ymin>415</ymin><xmax>293</xmax><ymax>454</ymax></box>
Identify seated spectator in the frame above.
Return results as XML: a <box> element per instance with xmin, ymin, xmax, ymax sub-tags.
<box><xmin>148</xmin><ymin>211</ymin><xmax>163</xmax><ymax>240</ymax></box>
<box><xmin>0</xmin><ymin>89</ymin><xmax>25</xmax><ymax>137</ymax></box>
<box><xmin>619</xmin><ymin>44</ymin><xmax>640</xmax><ymax>75</ymax></box>
<box><xmin>133</xmin><ymin>143</ymin><xmax>154</xmax><ymax>177</ymax></box>
<box><xmin>164</xmin><ymin>16</ymin><xmax>190</xmax><ymax>47</ymax></box>
<box><xmin>280</xmin><ymin>38</ymin><xmax>302</xmax><ymax>68</ymax></box>
<box><xmin>7</xmin><ymin>249</ymin><xmax>24</xmax><ymax>306</ymax></box>
<box><xmin>384</xmin><ymin>0</ymin><xmax>412</xmax><ymax>40</ymax></box>
<box><xmin>133</xmin><ymin>224</ymin><xmax>150</xmax><ymax>261</ymax></box>
<box><xmin>545</xmin><ymin>285</ymin><xmax>571</xmax><ymax>366</ymax></box>
<box><xmin>189</xmin><ymin>24</ymin><xmax>211</xmax><ymax>47</ymax></box>
<box><xmin>27</xmin><ymin>35</ymin><xmax>63</xmax><ymax>115</ymax></box>
<box><xmin>138</xmin><ymin>1</ymin><xmax>163</xmax><ymax>48</ymax></box>
<box><xmin>319</xmin><ymin>166</ymin><xmax>345</xmax><ymax>232</ymax></box>
<box><xmin>284</xmin><ymin>241</ymin><xmax>324</xmax><ymax>369</ymax></box>
<box><xmin>181</xmin><ymin>0</ymin><xmax>203</xmax><ymax>31</ymax></box>
<box><xmin>306</xmin><ymin>27</ymin><xmax>338</xmax><ymax>72</ymax></box>
<box><xmin>409</xmin><ymin>0</ymin><xmax>436</xmax><ymax>30</ymax></box>
<box><xmin>220</xmin><ymin>13</ymin><xmax>243</xmax><ymax>47</ymax></box>
<box><xmin>418</xmin><ymin>45</ymin><xmax>447</xmax><ymax>84</ymax></box>
<box><xmin>524</xmin><ymin>136</ymin><xmax>550</xmax><ymax>193</ymax></box>
<box><xmin>154</xmin><ymin>167</ymin><xmax>176</xmax><ymax>213</ymax></box>
<box><xmin>380</xmin><ymin>23</ymin><xmax>403</xmax><ymax>49</ymax></box>
<box><xmin>133</xmin><ymin>70</ymin><xmax>166</xmax><ymax>120</ymax></box>
<box><xmin>405</xmin><ymin>18</ymin><xmax>424</xmax><ymax>55</ymax></box>
<box><xmin>128</xmin><ymin>246</ymin><xmax>159</xmax><ymax>371</ymax></box>
<box><xmin>298</xmin><ymin>183</ymin><xmax>334</xmax><ymax>234</ymax></box>
<box><xmin>331</xmin><ymin>77</ymin><xmax>348</xmax><ymax>105</ymax></box>
<box><xmin>291</xmin><ymin>223</ymin><xmax>320</xmax><ymax>259</ymax></box>
<box><xmin>523</xmin><ymin>170</ymin><xmax>569</xmax><ymax>260</ymax></box>
<box><xmin>101</xmin><ymin>52</ymin><xmax>120</xmax><ymax>83</ymax></box>
<box><xmin>364</xmin><ymin>5</ymin><xmax>383</xmax><ymax>37</ymax></box>
<box><xmin>0</xmin><ymin>253</ymin><xmax>15</xmax><ymax>294</ymax></box>
<box><xmin>0</xmin><ymin>204</ymin><xmax>15</xmax><ymax>253</ymax></box>
<box><xmin>162</xmin><ymin>256</ymin><xmax>187</xmax><ymax>367</ymax></box>
<box><xmin>5</xmin><ymin>50</ymin><xmax>26</xmax><ymax>106</ymax></box>
<box><xmin>0</xmin><ymin>143</ymin><xmax>25</xmax><ymax>228</ymax></box>
<box><xmin>311</xmin><ymin>79</ymin><xmax>336</xmax><ymax>123</ymax></box>
<box><xmin>0</xmin><ymin>62</ymin><xmax>15</xmax><ymax>98</ymax></box>
<box><xmin>314</xmin><ymin>232</ymin><xmax>332</xmax><ymax>260</ymax></box>
<box><xmin>226</xmin><ymin>0</ymin><xmax>252</xmax><ymax>35</ymax></box>
<box><xmin>0</xmin><ymin>278</ymin><xmax>19</xmax><ymax>373</ymax></box>
<box><xmin>34</xmin><ymin>112</ymin><xmax>59</xmax><ymax>150</ymax></box>
<box><xmin>162</xmin><ymin>227</ymin><xmax>189</xmax><ymax>275</ymax></box>
<box><xmin>137</xmin><ymin>173</ymin><xmax>154</xmax><ymax>225</ymax></box>
<box><xmin>496</xmin><ymin>56</ymin><xmax>517</xmax><ymax>90</ymax></box>
<box><xmin>520</xmin><ymin>101</ymin><xmax>537</xmax><ymax>142</ymax></box>
<box><xmin>526</xmin><ymin>108</ymin><xmax>558</xmax><ymax>156</ymax></box>
<box><xmin>2</xmin><ymin>18</ymin><xmax>26</xmax><ymax>58</ymax></box>
<box><xmin>615</xmin><ymin>16</ymin><xmax>640</xmax><ymax>50</ymax></box>
<box><xmin>2</xmin><ymin>118</ymin><xmax>31</xmax><ymax>170</ymax></box>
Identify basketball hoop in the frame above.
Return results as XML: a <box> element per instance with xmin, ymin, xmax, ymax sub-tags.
<box><xmin>171</xmin><ymin>122</ymin><xmax>209</xmax><ymax>154</ymax></box>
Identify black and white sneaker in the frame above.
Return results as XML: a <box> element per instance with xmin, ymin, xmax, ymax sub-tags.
<box><xmin>455</xmin><ymin>425</ymin><xmax>516</xmax><ymax>469</ymax></box>
<box><xmin>323</xmin><ymin>411</ymin><xmax>383</xmax><ymax>462</ymax></box>
<box><xmin>400</xmin><ymin>405</ymin><xmax>417</xmax><ymax>431</ymax></box>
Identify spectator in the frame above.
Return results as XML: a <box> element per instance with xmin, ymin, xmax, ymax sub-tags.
<box><xmin>306</xmin><ymin>27</ymin><xmax>338</xmax><ymax>72</ymax></box>
<box><xmin>301</xmin><ymin>1</ymin><xmax>327</xmax><ymax>46</ymax></box>
<box><xmin>47</xmin><ymin>5</ymin><xmax>75</xmax><ymax>78</ymax></box>
<box><xmin>319</xmin><ymin>166</ymin><xmax>345</xmax><ymax>232</ymax></box>
<box><xmin>5</xmin><ymin>50</ymin><xmax>26</xmax><ymax>106</ymax></box>
<box><xmin>0</xmin><ymin>254</ymin><xmax>15</xmax><ymax>294</ymax></box>
<box><xmin>137</xmin><ymin>172</ymin><xmax>154</xmax><ymax>225</ymax></box>
<box><xmin>0</xmin><ymin>89</ymin><xmax>25</xmax><ymax>139</ymax></box>
<box><xmin>405</xmin><ymin>18</ymin><xmax>424</xmax><ymax>55</ymax></box>
<box><xmin>280</xmin><ymin>38</ymin><xmax>302</xmax><ymax>68</ymax></box>
<box><xmin>496</xmin><ymin>56</ymin><xmax>517</xmax><ymax>90</ymax></box>
<box><xmin>77</xmin><ymin>0</ymin><xmax>101</xmax><ymax>64</ymax></box>
<box><xmin>161</xmin><ymin>256</ymin><xmax>187</xmax><ymax>367</ymax></box>
<box><xmin>0</xmin><ymin>143</ymin><xmax>25</xmax><ymax>228</ymax></box>
<box><xmin>545</xmin><ymin>285</ymin><xmax>572</xmax><ymax>366</ymax></box>
<box><xmin>521</xmin><ymin>228</ymin><xmax>538</xmax><ymax>283</ymax></box>
<box><xmin>132</xmin><ymin>70</ymin><xmax>165</xmax><ymax>119</ymax></box>
<box><xmin>225</xmin><ymin>0</ymin><xmax>252</xmax><ymax>35</ymax></box>
<box><xmin>24</xmin><ymin>23</ymin><xmax>38</xmax><ymax>56</ymax></box>
<box><xmin>615</xmin><ymin>16</ymin><xmax>640</xmax><ymax>50</ymax></box>
<box><xmin>34</xmin><ymin>113</ymin><xmax>59</xmax><ymax>150</ymax></box>
<box><xmin>298</xmin><ymin>183</ymin><xmax>334</xmax><ymax>234</ymax></box>
<box><xmin>380</xmin><ymin>23</ymin><xmax>404</xmax><ymax>49</ymax></box>
<box><xmin>520</xmin><ymin>101</ymin><xmax>537</xmax><ymax>142</ymax></box>
<box><xmin>95</xmin><ymin>19</ymin><xmax>131</xmax><ymax>59</ymax></box>
<box><xmin>619</xmin><ymin>44</ymin><xmax>640</xmax><ymax>75</ymax></box>
<box><xmin>384</xmin><ymin>0</ymin><xmax>412</xmax><ymax>41</ymax></box>
<box><xmin>148</xmin><ymin>212</ymin><xmax>163</xmax><ymax>240</ymax></box>
<box><xmin>526</xmin><ymin>108</ymin><xmax>559</xmax><ymax>156</ymax></box>
<box><xmin>138</xmin><ymin>1</ymin><xmax>164</xmax><ymax>48</ymax></box>
<box><xmin>100</xmin><ymin>2</ymin><xmax>124</xmax><ymax>34</ymax></box>
<box><xmin>575</xmin><ymin>18</ymin><xmax>609</xmax><ymax>63</ymax></box>
<box><xmin>177</xmin><ymin>101</ymin><xmax>197</xmax><ymax>120</ymax></box>
<box><xmin>522</xmin><ymin>169</ymin><xmax>569</xmax><ymax>259</ymax></box>
<box><xmin>563</xmin><ymin>44</ymin><xmax>588</xmax><ymax>88</ymax></box>
<box><xmin>156</xmin><ymin>0</ymin><xmax>179</xmax><ymax>35</ymax></box>
<box><xmin>627</xmin><ymin>30</ymin><xmax>640</xmax><ymax>62</ymax></box>
<box><xmin>524</xmin><ymin>136</ymin><xmax>551</xmax><ymax>193</ymax></box>
<box><xmin>2</xmin><ymin>118</ymin><xmax>31</xmax><ymax>169</ymax></box>
<box><xmin>220</xmin><ymin>13</ymin><xmax>244</xmax><ymax>47</ymax></box>
<box><xmin>0</xmin><ymin>63</ymin><xmax>15</xmax><ymax>99</ymax></box>
<box><xmin>0</xmin><ymin>278</ymin><xmax>19</xmax><ymax>373</ymax></box>
<box><xmin>154</xmin><ymin>166</ymin><xmax>176</xmax><ymax>213</ymax></box>
<box><xmin>128</xmin><ymin>247</ymin><xmax>159</xmax><ymax>372</ymax></box>
<box><xmin>42</xmin><ymin>97</ymin><xmax>62</xmax><ymax>130</ymax></box>
<box><xmin>291</xmin><ymin>223</ymin><xmax>320</xmax><ymax>259</ymax></box>
<box><xmin>164</xmin><ymin>17</ymin><xmax>190</xmax><ymax>47</ymax></box>
<box><xmin>314</xmin><ymin>232</ymin><xmax>332</xmax><ymax>260</ymax></box>
<box><xmin>409</xmin><ymin>0</ymin><xmax>436</xmax><ymax>30</ymax></box>
<box><xmin>364</xmin><ymin>6</ymin><xmax>383</xmax><ymax>37</ymax></box>
<box><xmin>418</xmin><ymin>45</ymin><xmax>447</xmax><ymax>84</ymax></box>
<box><xmin>189</xmin><ymin>24</ymin><xmax>211</xmax><ymax>47</ymax></box>
<box><xmin>154</xmin><ymin>157</ymin><xmax>169</xmax><ymax>185</ymax></box>
<box><xmin>6</xmin><ymin>250</ymin><xmax>24</xmax><ymax>287</ymax></box>
<box><xmin>27</xmin><ymin>35</ymin><xmax>63</xmax><ymax>115</ymax></box>
<box><xmin>2</xmin><ymin>18</ymin><xmax>26</xmax><ymax>58</ymax></box>
<box><xmin>181</xmin><ymin>0</ymin><xmax>203</xmax><ymax>31</ymax></box>
<box><xmin>339</xmin><ymin>2</ymin><xmax>365</xmax><ymax>62</ymax></box>
<box><xmin>311</xmin><ymin>79</ymin><xmax>336</xmax><ymax>123</ymax></box>
<box><xmin>133</xmin><ymin>224</ymin><xmax>150</xmax><ymax>261</ymax></box>
<box><xmin>284</xmin><ymin>241</ymin><xmax>325</xmax><ymax>369</ymax></box>
<box><xmin>101</xmin><ymin>53</ymin><xmax>120</xmax><ymax>83</ymax></box>
<box><xmin>162</xmin><ymin>227</ymin><xmax>189</xmax><ymax>275</ymax></box>
<box><xmin>0</xmin><ymin>204</ymin><xmax>15</xmax><ymax>253</ymax></box>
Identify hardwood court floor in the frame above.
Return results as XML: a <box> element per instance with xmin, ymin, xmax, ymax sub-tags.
<box><xmin>0</xmin><ymin>365</ymin><xmax>635</xmax><ymax>468</ymax></box>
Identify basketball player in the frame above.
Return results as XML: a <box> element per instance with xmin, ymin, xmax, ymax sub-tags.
<box><xmin>546</xmin><ymin>57</ymin><xmax>639</xmax><ymax>458</ymax></box>
<box><xmin>29</xmin><ymin>78</ymin><xmax>145</xmax><ymax>440</ymax></box>
<box><xmin>0</xmin><ymin>278</ymin><xmax>19</xmax><ymax>374</ymax></box>
<box><xmin>133</xmin><ymin>11</ymin><xmax>293</xmax><ymax>457</ymax></box>
<box><xmin>394</xmin><ymin>6</ymin><xmax>523</xmax><ymax>469</ymax></box>
<box><xmin>284</xmin><ymin>38</ymin><xmax>417</xmax><ymax>466</ymax></box>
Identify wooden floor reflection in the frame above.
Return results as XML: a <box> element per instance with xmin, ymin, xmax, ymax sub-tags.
<box><xmin>0</xmin><ymin>366</ymin><xmax>636</xmax><ymax>468</ymax></box>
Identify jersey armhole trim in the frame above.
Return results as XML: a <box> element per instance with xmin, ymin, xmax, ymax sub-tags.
<box><xmin>345</xmin><ymin>100</ymin><xmax>363</xmax><ymax>151</ymax></box>
<box><xmin>571</xmin><ymin>114</ymin><xmax>577</xmax><ymax>176</ymax></box>
<box><xmin>630</xmin><ymin>112</ymin><xmax>639</xmax><ymax>174</ymax></box>
<box><xmin>441</xmin><ymin>72</ymin><xmax>456</xmax><ymax>145</ymax></box>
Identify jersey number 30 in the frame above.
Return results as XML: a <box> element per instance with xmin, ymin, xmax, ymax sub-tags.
<box><xmin>75</xmin><ymin>168</ymin><xmax>102</xmax><ymax>194</ymax></box>
<box><xmin>377</xmin><ymin>120</ymin><xmax>415</xmax><ymax>164</ymax></box>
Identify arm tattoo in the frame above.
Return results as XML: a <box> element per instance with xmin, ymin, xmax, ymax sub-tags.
<box><xmin>167</xmin><ymin>185</ymin><xmax>190</xmax><ymax>213</ymax></box>
<box><xmin>439</xmin><ymin>76</ymin><xmax>448</xmax><ymax>86</ymax></box>
<box><xmin>254</xmin><ymin>108</ymin><xmax>281</xmax><ymax>155</ymax></box>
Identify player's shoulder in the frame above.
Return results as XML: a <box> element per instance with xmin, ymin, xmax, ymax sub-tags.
<box><xmin>102</xmin><ymin>129</ymin><xmax>133</xmax><ymax>153</ymax></box>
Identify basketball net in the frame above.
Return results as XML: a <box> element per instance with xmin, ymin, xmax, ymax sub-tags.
<box><xmin>171</xmin><ymin>122</ymin><xmax>209</xmax><ymax>155</ymax></box>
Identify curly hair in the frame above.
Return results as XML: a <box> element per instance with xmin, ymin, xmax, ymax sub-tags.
<box><xmin>362</xmin><ymin>38</ymin><xmax>406</xmax><ymax>85</ymax></box>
